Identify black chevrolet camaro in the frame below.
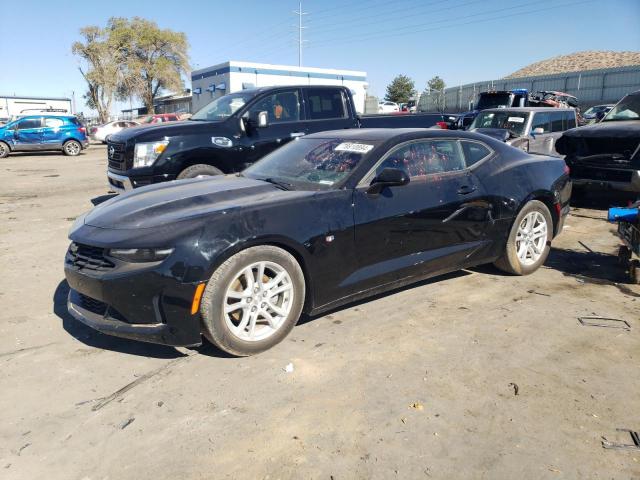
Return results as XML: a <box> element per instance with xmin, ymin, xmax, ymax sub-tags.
<box><xmin>65</xmin><ymin>128</ymin><xmax>571</xmax><ymax>355</ymax></box>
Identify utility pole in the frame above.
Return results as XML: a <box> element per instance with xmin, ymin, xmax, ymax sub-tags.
<box><xmin>293</xmin><ymin>1</ymin><xmax>308</xmax><ymax>67</ymax></box>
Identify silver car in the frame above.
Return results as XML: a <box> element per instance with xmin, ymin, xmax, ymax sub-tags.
<box><xmin>469</xmin><ymin>107</ymin><xmax>578</xmax><ymax>156</ymax></box>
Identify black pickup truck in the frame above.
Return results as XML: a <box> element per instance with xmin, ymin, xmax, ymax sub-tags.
<box><xmin>107</xmin><ymin>85</ymin><xmax>446</xmax><ymax>192</ymax></box>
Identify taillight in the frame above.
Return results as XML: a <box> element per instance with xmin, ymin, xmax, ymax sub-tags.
<box><xmin>563</xmin><ymin>163</ymin><xmax>570</xmax><ymax>175</ymax></box>
<box><xmin>436</xmin><ymin>121</ymin><xmax>448</xmax><ymax>129</ymax></box>
<box><xmin>79</xmin><ymin>127</ymin><xmax>86</xmax><ymax>134</ymax></box>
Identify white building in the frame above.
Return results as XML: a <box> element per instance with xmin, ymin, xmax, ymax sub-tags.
<box><xmin>0</xmin><ymin>95</ymin><xmax>72</xmax><ymax>122</ymax></box>
<box><xmin>191</xmin><ymin>61</ymin><xmax>368</xmax><ymax>113</ymax></box>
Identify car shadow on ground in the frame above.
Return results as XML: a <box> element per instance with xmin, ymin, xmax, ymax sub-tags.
<box><xmin>53</xmin><ymin>280</ymin><xmax>188</xmax><ymax>359</ymax></box>
<box><xmin>545</xmin><ymin>247</ymin><xmax>639</xmax><ymax>297</ymax></box>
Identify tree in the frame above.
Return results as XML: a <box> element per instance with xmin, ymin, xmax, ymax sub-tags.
<box><xmin>115</xmin><ymin>17</ymin><xmax>190</xmax><ymax>114</ymax></box>
<box><xmin>426</xmin><ymin>75</ymin><xmax>446</xmax><ymax>112</ymax></box>
<box><xmin>385</xmin><ymin>75</ymin><xmax>416</xmax><ymax>104</ymax></box>
<box><xmin>72</xmin><ymin>26</ymin><xmax>121</xmax><ymax>123</ymax></box>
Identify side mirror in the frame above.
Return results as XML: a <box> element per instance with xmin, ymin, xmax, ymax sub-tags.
<box><xmin>249</xmin><ymin>110</ymin><xmax>269</xmax><ymax>128</ymax></box>
<box><xmin>531</xmin><ymin>127</ymin><xmax>544</xmax><ymax>136</ymax></box>
<box><xmin>367</xmin><ymin>167</ymin><xmax>410</xmax><ymax>195</ymax></box>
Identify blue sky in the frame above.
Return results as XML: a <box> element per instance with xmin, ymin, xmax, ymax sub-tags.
<box><xmin>1</xmin><ymin>0</ymin><xmax>639</xmax><ymax>115</ymax></box>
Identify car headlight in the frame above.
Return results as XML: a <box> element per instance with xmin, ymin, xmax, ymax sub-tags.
<box><xmin>108</xmin><ymin>247</ymin><xmax>174</xmax><ymax>263</ymax></box>
<box><xmin>133</xmin><ymin>140</ymin><xmax>169</xmax><ymax>168</ymax></box>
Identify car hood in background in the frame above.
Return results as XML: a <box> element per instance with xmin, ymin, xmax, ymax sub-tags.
<box><xmin>469</xmin><ymin>128</ymin><xmax>512</xmax><ymax>142</ymax></box>
<box><xmin>83</xmin><ymin>176</ymin><xmax>315</xmax><ymax>230</ymax></box>
<box><xmin>109</xmin><ymin>119</ymin><xmax>225</xmax><ymax>143</ymax></box>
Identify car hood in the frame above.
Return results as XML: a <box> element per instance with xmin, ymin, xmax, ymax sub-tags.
<box><xmin>109</xmin><ymin>119</ymin><xmax>225</xmax><ymax>143</ymax></box>
<box><xmin>470</xmin><ymin>128</ymin><xmax>512</xmax><ymax>142</ymax></box>
<box><xmin>555</xmin><ymin>121</ymin><xmax>640</xmax><ymax>165</ymax></box>
<box><xmin>83</xmin><ymin>176</ymin><xmax>315</xmax><ymax>230</ymax></box>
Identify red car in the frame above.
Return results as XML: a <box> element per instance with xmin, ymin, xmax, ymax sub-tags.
<box><xmin>138</xmin><ymin>114</ymin><xmax>180</xmax><ymax>124</ymax></box>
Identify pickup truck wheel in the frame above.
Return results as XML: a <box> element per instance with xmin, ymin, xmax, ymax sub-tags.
<box><xmin>200</xmin><ymin>246</ymin><xmax>305</xmax><ymax>356</ymax></box>
<box><xmin>63</xmin><ymin>140</ymin><xmax>82</xmax><ymax>156</ymax></box>
<box><xmin>177</xmin><ymin>164</ymin><xmax>223</xmax><ymax>179</ymax></box>
<box><xmin>494</xmin><ymin>200</ymin><xmax>553</xmax><ymax>275</ymax></box>
<box><xmin>0</xmin><ymin>141</ymin><xmax>9</xmax><ymax>158</ymax></box>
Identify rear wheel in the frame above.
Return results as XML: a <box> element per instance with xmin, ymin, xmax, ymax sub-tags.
<box><xmin>0</xmin><ymin>141</ymin><xmax>9</xmax><ymax>158</ymax></box>
<box><xmin>200</xmin><ymin>246</ymin><xmax>305</xmax><ymax>356</ymax></box>
<box><xmin>63</xmin><ymin>140</ymin><xmax>82</xmax><ymax>156</ymax></box>
<box><xmin>177</xmin><ymin>164</ymin><xmax>223</xmax><ymax>179</ymax></box>
<box><xmin>494</xmin><ymin>200</ymin><xmax>553</xmax><ymax>275</ymax></box>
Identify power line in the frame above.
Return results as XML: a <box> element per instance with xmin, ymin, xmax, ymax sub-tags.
<box><xmin>307</xmin><ymin>0</ymin><xmax>591</xmax><ymax>49</ymax></box>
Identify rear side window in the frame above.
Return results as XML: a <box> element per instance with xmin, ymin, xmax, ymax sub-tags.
<box><xmin>17</xmin><ymin>118</ymin><xmax>42</xmax><ymax>129</ymax></box>
<box><xmin>306</xmin><ymin>89</ymin><xmax>346</xmax><ymax>120</ymax></box>
<box><xmin>373</xmin><ymin>140</ymin><xmax>466</xmax><ymax>179</ymax></box>
<box><xmin>44</xmin><ymin>118</ymin><xmax>64</xmax><ymax>128</ymax></box>
<box><xmin>460</xmin><ymin>141</ymin><xmax>491</xmax><ymax>167</ymax></box>
<box><xmin>531</xmin><ymin>112</ymin><xmax>551</xmax><ymax>133</ymax></box>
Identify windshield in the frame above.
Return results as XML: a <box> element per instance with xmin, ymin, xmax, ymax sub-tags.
<box><xmin>191</xmin><ymin>92</ymin><xmax>255</xmax><ymax>121</ymax></box>
<box><xmin>470</xmin><ymin>111</ymin><xmax>529</xmax><ymax>136</ymax></box>
<box><xmin>243</xmin><ymin>137</ymin><xmax>380</xmax><ymax>190</ymax></box>
<box><xmin>477</xmin><ymin>93</ymin><xmax>513</xmax><ymax>110</ymax></box>
<box><xmin>602</xmin><ymin>94</ymin><xmax>640</xmax><ymax>122</ymax></box>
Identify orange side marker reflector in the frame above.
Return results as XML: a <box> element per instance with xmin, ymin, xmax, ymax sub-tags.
<box><xmin>191</xmin><ymin>283</ymin><xmax>206</xmax><ymax>315</ymax></box>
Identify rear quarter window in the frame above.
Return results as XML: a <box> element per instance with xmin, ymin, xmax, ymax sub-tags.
<box><xmin>460</xmin><ymin>141</ymin><xmax>491</xmax><ymax>167</ymax></box>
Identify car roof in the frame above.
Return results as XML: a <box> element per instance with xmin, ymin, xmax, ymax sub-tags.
<box><xmin>240</xmin><ymin>85</ymin><xmax>348</xmax><ymax>96</ymax></box>
<box><xmin>17</xmin><ymin>115</ymin><xmax>76</xmax><ymax>120</ymax></box>
<box><xmin>479</xmin><ymin>107</ymin><xmax>575</xmax><ymax>113</ymax></box>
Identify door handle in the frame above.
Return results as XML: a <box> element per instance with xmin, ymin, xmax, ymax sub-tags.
<box><xmin>290</xmin><ymin>132</ymin><xmax>305</xmax><ymax>138</ymax></box>
<box><xmin>457</xmin><ymin>184</ymin><xmax>476</xmax><ymax>195</ymax></box>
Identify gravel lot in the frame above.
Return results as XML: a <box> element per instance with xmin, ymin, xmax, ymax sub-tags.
<box><xmin>0</xmin><ymin>145</ymin><xmax>638</xmax><ymax>479</ymax></box>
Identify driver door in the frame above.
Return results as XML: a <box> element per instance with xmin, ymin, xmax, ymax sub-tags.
<box><xmin>350</xmin><ymin>139</ymin><xmax>494</xmax><ymax>293</ymax></box>
<box><xmin>241</xmin><ymin>89</ymin><xmax>304</xmax><ymax>165</ymax></box>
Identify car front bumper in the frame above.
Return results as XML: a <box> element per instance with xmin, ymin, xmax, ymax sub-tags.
<box><xmin>64</xmin><ymin>261</ymin><xmax>204</xmax><ymax>347</ymax></box>
<box><xmin>107</xmin><ymin>170</ymin><xmax>177</xmax><ymax>193</ymax></box>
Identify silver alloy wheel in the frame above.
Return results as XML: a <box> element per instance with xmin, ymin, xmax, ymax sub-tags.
<box><xmin>223</xmin><ymin>261</ymin><xmax>294</xmax><ymax>341</ymax></box>
<box><xmin>0</xmin><ymin>143</ymin><xmax>7</xmax><ymax>156</ymax></box>
<box><xmin>515</xmin><ymin>211</ymin><xmax>548</xmax><ymax>266</ymax></box>
<box><xmin>65</xmin><ymin>141</ymin><xmax>81</xmax><ymax>155</ymax></box>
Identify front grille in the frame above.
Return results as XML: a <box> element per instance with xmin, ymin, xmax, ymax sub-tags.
<box><xmin>66</xmin><ymin>243</ymin><xmax>115</xmax><ymax>271</ymax></box>
<box><xmin>107</xmin><ymin>141</ymin><xmax>128</xmax><ymax>171</ymax></box>
<box><xmin>77</xmin><ymin>293</ymin><xmax>129</xmax><ymax>322</ymax></box>
<box><xmin>571</xmin><ymin>166</ymin><xmax>633</xmax><ymax>183</ymax></box>
<box><xmin>78</xmin><ymin>293</ymin><xmax>107</xmax><ymax>315</ymax></box>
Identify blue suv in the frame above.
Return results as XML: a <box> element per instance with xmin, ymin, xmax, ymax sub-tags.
<box><xmin>0</xmin><ymin>115</ymin><xmax>89</xmax><ymax>158</ymax></box>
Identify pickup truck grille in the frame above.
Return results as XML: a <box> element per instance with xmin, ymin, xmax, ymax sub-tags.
<box><xmin>66</xmin><ymin>242</ymin><xmax>115</xmax><ymax>271</ymax></box>
<box><xmin>107</xmin><ymin>141</ymin><xmax>127</xmax><ymax>171</ymax></box>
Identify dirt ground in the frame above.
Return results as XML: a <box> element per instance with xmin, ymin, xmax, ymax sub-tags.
<box><xmin>0</xmin><ymin>146</ymin><xmax>638</xmax><ymax>480</ymax></box>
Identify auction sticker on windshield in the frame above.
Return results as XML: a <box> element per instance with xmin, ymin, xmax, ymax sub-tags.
<box><xmin>334</xmin><ymin>142</ymin><xmax>374</xmax><ymax>153</ymax></box>
<box><xmin>508</xmin><ymin>117</ymin><xmax>525</xmax><ymax>123</ymax></box>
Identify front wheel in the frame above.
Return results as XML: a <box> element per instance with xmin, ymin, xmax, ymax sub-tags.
<box><xmin>63</xmin><ymin>140</ymin><xmax>82</xmax><ymax>156</ymax></box>
<box><xmin>177</xmin><ymin>164</ymin><xmax>223</xmax><ymax>179</ymax></box>
<box><xmin>200</xmin><ymin>246</ymin><xmax>306</xmax><ymax>356</ymax></box>
<box><xmin>494</xmin><ymin>200</ymin><xmax>553</xmax><ymax>275</ymax></box>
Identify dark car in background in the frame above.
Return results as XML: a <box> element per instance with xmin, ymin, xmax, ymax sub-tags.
<box><xmin>556</xmin><ymin>90</ymin><xmax>640</xmax><ymax>194</ymax></box>
<box><xmin>581</xmin><ymin>104</ymin><xmax>614</xmax><ymax>124</ymax></box>
<box><xmin>66</xmin><ymin>128</ymin><xmax>570</xmax><ymax>355</ymax></box>
<box><xmin>469</xmin><ymin>107</ymin><xmax>577</xmax><ymax>155</ymax></box>
<box><xmin>0</xmin><ymin>115</ymin><xmax>89</xmax><ymax>158</ymax></box>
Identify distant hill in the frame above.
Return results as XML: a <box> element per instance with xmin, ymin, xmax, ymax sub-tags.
<box><xmin>504</xmin><ymin>51</ymin><xmax>640</xmax><ymax>79</ymax></box>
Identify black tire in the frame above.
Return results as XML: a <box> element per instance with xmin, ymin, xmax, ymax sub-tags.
<box><xmin>630</xmin><ymin>260</ymin><xmax>640</xmax><ymax>285</ymax></box>
<box><xmin>0</xmin><ymin>141</ymin><xmax>9</xmax><ymax>158</ymax></box>
<box><xmin>177</xmin><ymin>164</ymin><xmax>223</xmax><ymax>179</ymax></box>
<box><xmin>200</xmin><ymin>246</ymin><xmax>305</xmax><ymax>356</ymax></box>
<box><xmin>494</xmin><ymin>200</ymin><xmax>553</xmax><ymax>275</ymax></box>
<box><xmin>63</xmin><ymin>140</ymin><xmax>82</xmax><ymax>156</ymax></box>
